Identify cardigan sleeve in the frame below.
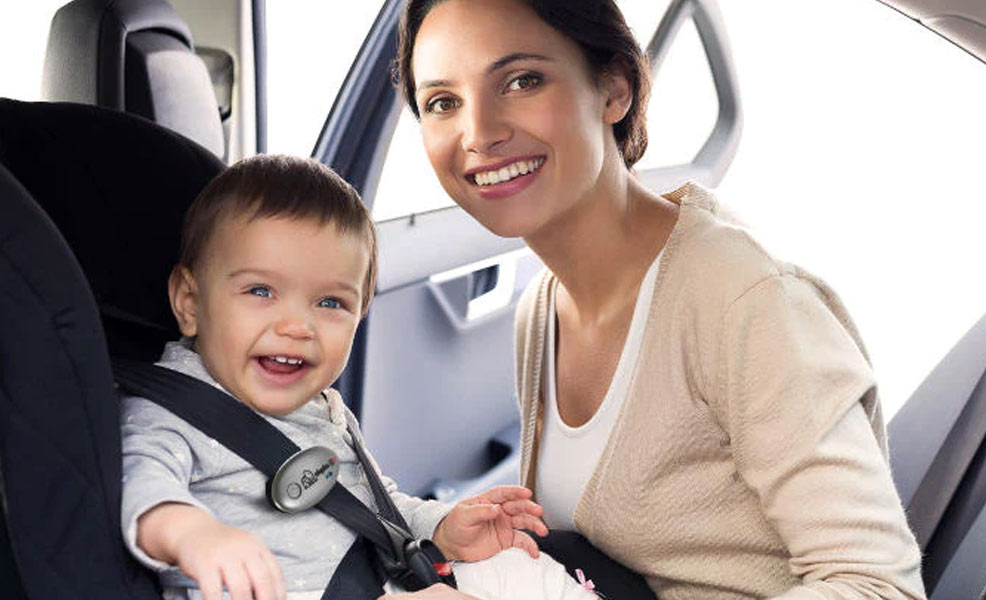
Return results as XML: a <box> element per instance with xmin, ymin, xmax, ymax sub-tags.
<box><xmin>712</xmin><ymin>273</ymin><xmax>925</xmax><ymax>600</ymax></box>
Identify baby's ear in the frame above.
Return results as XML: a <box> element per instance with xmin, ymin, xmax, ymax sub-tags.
<box><xmin>168</xmin><ymin>266</ymin><xmax>199</xmax><ymax>337</ymax></box>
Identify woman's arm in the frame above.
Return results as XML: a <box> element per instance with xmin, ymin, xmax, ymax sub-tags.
<box><xmin>715</xmin><ymin>274</ymin><xmax>925</xmax><ymax>599</ymax></box>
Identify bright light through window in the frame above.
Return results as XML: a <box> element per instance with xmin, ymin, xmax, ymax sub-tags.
<box><xmin>0</xmin><ymin>0</ymin><xmax>67</xmax><ymax>101</ymax></box>
<box><xmin>265</xmin><ymin>0</ymin><xmax>385</xmax><ymax>156</ymax></box>
<box><xmin>715</xmin><ymin>0</ymin><xmax>986</xmax><ymax>415</ymax></box>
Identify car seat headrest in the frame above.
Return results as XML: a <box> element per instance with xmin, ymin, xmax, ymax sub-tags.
<box><xmin>42</xmin><ymin>0</ymin><xmax>225</xmax><ymax>158</ymax></box>
<box><xmin>0</xmin><ymin>99</ymin><xmax>224</xmax><ymax>360</ymax></box>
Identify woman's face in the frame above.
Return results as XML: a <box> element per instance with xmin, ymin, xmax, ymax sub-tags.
<box><xmin>412</xmin><ymin>0</ymin><xmax>627</xmax><ymax>238</ymax></box>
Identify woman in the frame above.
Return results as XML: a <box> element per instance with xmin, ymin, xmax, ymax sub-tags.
<box><xmin>388</xmin><ymin>0</ymin><xmax>925</xmax><ymax>598</ymax></box>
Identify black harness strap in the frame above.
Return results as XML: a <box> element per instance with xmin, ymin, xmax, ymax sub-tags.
<box><xmin>113</xmin><ymin>360</ymin><xmax>396</xmax><ymax>554</ymax></box>
<box><xmin>113</xmin><ymin>360</ymin><xmax>456</xmax><ymax>597</ymax></box>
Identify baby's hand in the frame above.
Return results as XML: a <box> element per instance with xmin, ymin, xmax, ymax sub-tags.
<box><xmin>137</xmin><ymin>503</ymin><xmax>286</xmax><ymax>600</ymax></box>
<box><xmin>432</xmin><ymin>485</ymin><xmax>548</xmax><ymax>563</ymax></box>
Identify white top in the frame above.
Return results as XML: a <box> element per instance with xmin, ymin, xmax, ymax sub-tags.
<box><xmin>535</xmin><ymin>252</ymin><xmax>662</xmax><ymax>530</ymax></box>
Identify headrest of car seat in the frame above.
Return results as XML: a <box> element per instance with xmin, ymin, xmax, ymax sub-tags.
<box><xmin>0</xmin><ymin>161</ymin><xmax>159</xmax><ymax>599</ymax></box>
<box><xmin>0</xmin><ymin>99</ymin><xmax>224</xmax><ymax>361</ymax></box>
<box><xmin>42</xmin><ymin>0</ymin><xmax>225</xmax><ymax>158</ymax></box>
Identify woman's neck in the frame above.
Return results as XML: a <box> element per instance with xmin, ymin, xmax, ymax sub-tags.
<box><xmin>525</xmin><ymin>166</ymin><xmax>678</xmax><ymax>325</ymax></box>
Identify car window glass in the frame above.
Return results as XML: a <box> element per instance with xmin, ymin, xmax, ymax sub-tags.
<box><xmin>618</xmin><ymin>1</ymin><xmax>719</xmax><ymax>170</ymax></box>
<box><xmin>0</xmin><ymin>0</ymin><xmax>69</xmax><ymax>101</ymax></box>
<box><xmin>265</xmin><ymin>0</ymin><xmax>386</xmax><ymax>156</ymax></box>
<box><xmin>716</xmin><ymin>0</ymin><xmax>986</xmax><ymax>416</ymax></box>
<box><xmin>634</xmin><ymin>17</ymin><xmax>718</xmax><ymax>170</ymax></box>
<box><xmin>373</xmin><ymin>107</ymin><xmax>453</xmax><ymax>221</ymax></box>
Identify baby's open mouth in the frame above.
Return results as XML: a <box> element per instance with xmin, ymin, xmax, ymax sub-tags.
<box><xmin>258</xmin><ymin>355</ymin><xmax>306</xmax><ymax>375</ymax></box>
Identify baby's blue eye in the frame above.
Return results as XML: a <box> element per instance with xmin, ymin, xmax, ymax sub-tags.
<box><xmin>318</xmin><ymin>297</ymin><xmax>341</xmax><ymax>309</ymax></box>
<box><xmin>248</xmin><ymin>285</ymin><xmax>273</xmax><ymax>299</ymax></box>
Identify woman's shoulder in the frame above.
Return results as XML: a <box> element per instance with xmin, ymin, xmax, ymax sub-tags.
<box><xmin>665</xmin><ymin>182</ymin><xmax>792</xmax><ymax>306</ymax></box>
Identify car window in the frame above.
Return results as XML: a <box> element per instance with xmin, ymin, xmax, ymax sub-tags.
<box><xmin>265</xmin><ymin>0</ymin><xmax>386</xmax><ymax>156</ymax></box>
<box><xmin>0</xmin><ymin>0</ymin><xmax>68</xmax><ymax>101</ymax></box>
<box><xmin>716</xmin><ymin>0</ymin><xmax>986</xmax><ymax>416</ymax></box>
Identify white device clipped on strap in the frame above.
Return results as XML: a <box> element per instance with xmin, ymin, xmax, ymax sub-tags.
<box><xmin>267</xmin><ymin>446</ymin><xmax>340</xmax><ymax>513</ymax></box>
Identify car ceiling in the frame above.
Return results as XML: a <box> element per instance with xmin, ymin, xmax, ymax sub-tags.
<box><xmin>878</xmin><ymin>0</ymin><xmax>986</xmax><ymax>63</ymax></box>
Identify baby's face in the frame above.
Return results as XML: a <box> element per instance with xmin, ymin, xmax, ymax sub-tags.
<box><xmin>176</xmin><ymin>215</ymin><xmax>368</xmax><ymax>416</ymax></box>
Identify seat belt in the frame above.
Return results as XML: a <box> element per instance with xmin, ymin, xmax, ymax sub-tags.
<box><xmin>112</xmin><ymin>359</ymin><xmax>455</xmax><ymax>597</ymax></box>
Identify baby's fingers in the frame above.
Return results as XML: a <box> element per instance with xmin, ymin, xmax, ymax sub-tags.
<box><xmin>260</xmin><ymin>548</ymin><xmax>287</xmax><ymax>600</ymax></box>
<box><xmin>456</xmin><ymin>502</ymin><xmax>502</xmax><ymax>526</ymax></box>
<box><xmin>499</xmin><ymin>498</ymin><xmax>544</xmax><ymax>518</ymax></box>
<box><xmin>467</xmin><ymin>485</ymin><xmax>532</xmax><ymax>505</ymax></box>
<box><xmin>512</xmin><ymin>530</ymin><xmax>541</xmax><ymax>559</ymax></box>
<box><xmin>194</xmin><ymin>568</ymin><xmax>225</xmax><ymax>600</ymax></box>
<box><xmin>220</xmin><ymin>560</ymin><xmax>254</xmax><ymax>600</ymax></box>
<box><xmin>245</xmin><ymin>551</ymin><xmax>283</xmax><ymax>600</ymax></box>
<box><xmin>506</xmin><ymin>512</ymin><xmax>548</xmax><ymax>537</ymax></box>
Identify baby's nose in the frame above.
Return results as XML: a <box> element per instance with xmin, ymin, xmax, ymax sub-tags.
<box><xmin>274</xmin><ymin>317</ymin><xmax>315</xmax><ymax>340</ymax></box>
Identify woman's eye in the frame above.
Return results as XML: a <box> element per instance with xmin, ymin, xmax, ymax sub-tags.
<box><xmin>425</xmin><ymin>96</ymin><xmax>459</xmax><ymax>115</ymax></box>
<box><xmin>317</xmin><ymin>297</ymin><xmax>342</xmax><ymax>309</ymax></box>
<box><xmin>506</xmin><ymin>73</ymin><xmax>542</xmax><ymax>92</ymax></box>
<box><xmin>248</xmin><ymin>285</ymin><xmax>273</xmax><ymax>299</ymax></box>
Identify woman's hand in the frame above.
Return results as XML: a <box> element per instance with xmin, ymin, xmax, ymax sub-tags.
<box><xmin>431</xmin><ymin>485</ymin><xmax>548</xmax><ymax>562</ymax></box>
<box><xmin>137</xmin><ymin>502</ymin><xmax>286</xmax><ymax>600</ymax></box>
<box><xmin>379</xmin><ymin>583</ymin><xmax>480</xmax><ymax>600</ymax></box>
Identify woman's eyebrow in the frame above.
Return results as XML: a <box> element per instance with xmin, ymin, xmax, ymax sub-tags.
<box><xmin>416</xmin><ymin>52</ymin><xmax>553</xmax><ymax>93</ymax></box>
<box><xmin>488</xmin><ymin>52</ymin><xmax>552</xmax><ymax>73</ymax></box>
<box><xmin>417</xmin><ymin>78</ymin><xmax>452</xmax><ymax>93</ymax></box>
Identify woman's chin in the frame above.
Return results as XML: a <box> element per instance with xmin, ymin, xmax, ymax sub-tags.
<box><xmin>469</xmin><ymin>214</ymin><xmax>541</xmax><ymax>239</ymax></box>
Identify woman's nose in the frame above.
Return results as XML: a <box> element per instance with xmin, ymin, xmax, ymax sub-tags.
<box><xmin>461</xmin><ymin>97</ymin><xmax>511</xmax><ymax>154</ymax></box>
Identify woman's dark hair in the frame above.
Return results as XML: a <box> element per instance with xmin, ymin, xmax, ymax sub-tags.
<box><xmin>395</xmin><ymin>0</ymin><xmax>651</xmax><ymax>167</ymax></box>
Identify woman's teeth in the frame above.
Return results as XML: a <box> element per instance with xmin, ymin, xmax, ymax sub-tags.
<box><xmin>474</xmin><ymin>158</ymin><xmax>544</xmax><ymax>186</ymax></box>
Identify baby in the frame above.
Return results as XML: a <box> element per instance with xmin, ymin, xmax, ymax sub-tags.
<box><xmin>120</xmin><ymin>154</ymin><xmax>595</xmax><ymax>600</ymax></box>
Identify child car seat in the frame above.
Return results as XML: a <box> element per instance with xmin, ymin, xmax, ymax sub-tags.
<box><xmin>0</xmin><ymin>98</ymin><xmax>223</xmax><ymax>598</ymax></box>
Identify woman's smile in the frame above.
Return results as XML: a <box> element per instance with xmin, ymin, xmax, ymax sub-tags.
<box><xmin>466</xmin><ymin>155</ymin><xmax>546</xmax><ymax>199</ymax></box>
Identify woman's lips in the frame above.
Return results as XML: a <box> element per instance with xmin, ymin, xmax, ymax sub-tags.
<box><xmin>468</xmin><ymin>156</ymin><xmax>546</xmax><ymax>200</ymax></box>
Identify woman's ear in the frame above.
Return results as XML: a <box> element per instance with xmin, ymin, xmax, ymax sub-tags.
<box><xmin>169</xmin><ymin>266</ymin><xmax>200</xmax><ymax>338</ymax></box>
<box><xmin>601</xmin><ymin>61</ymin><xmax>633</xmax><ymax>125</ymax></box>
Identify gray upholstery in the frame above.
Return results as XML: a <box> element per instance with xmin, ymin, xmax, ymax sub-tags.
<box><xmin>42</xmin><ymin>0</ymin><xmax>224</xmax><ymax>158</ymax></box>
<box><xmin>889</xmin><ymin>312</ymin><xmax>986</xmax><ymax>596</ymax></box>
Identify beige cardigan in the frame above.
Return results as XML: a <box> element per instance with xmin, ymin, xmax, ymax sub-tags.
<box><xmin>514</xmin><ymin>183</ymin><xmax>925</xmax><ymax>599</ymax></box>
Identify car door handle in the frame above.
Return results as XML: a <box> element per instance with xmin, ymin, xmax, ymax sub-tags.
<box><xmin>426</xmin><ymin>421</ymin><xmax>521</xmax><ymax>503</ymax></box>
<box><xmin>427</xmin><ymin>248</ymin><xmax>531</xmax><ymax>331</ymax></box>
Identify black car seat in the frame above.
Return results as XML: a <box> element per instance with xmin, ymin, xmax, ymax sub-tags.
<box><xmin>0</xmin><ymin>99</ymin><xmax>222</xmax><ymax>598</ymax></box>
<box><xmin>889</xmin><ymin>313</ymin><xmax>986</xmax><ymax>599</ymax></box>
<box><xmin>42</xmin><ymin>0</ymin><xmax>227</xmax><ymax>159</ymax></box>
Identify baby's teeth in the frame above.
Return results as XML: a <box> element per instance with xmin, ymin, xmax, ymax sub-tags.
<box><xmin>274</xmin><ymin>356</ymin><xmax>287</xmax><ymax>363</ymax></box>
